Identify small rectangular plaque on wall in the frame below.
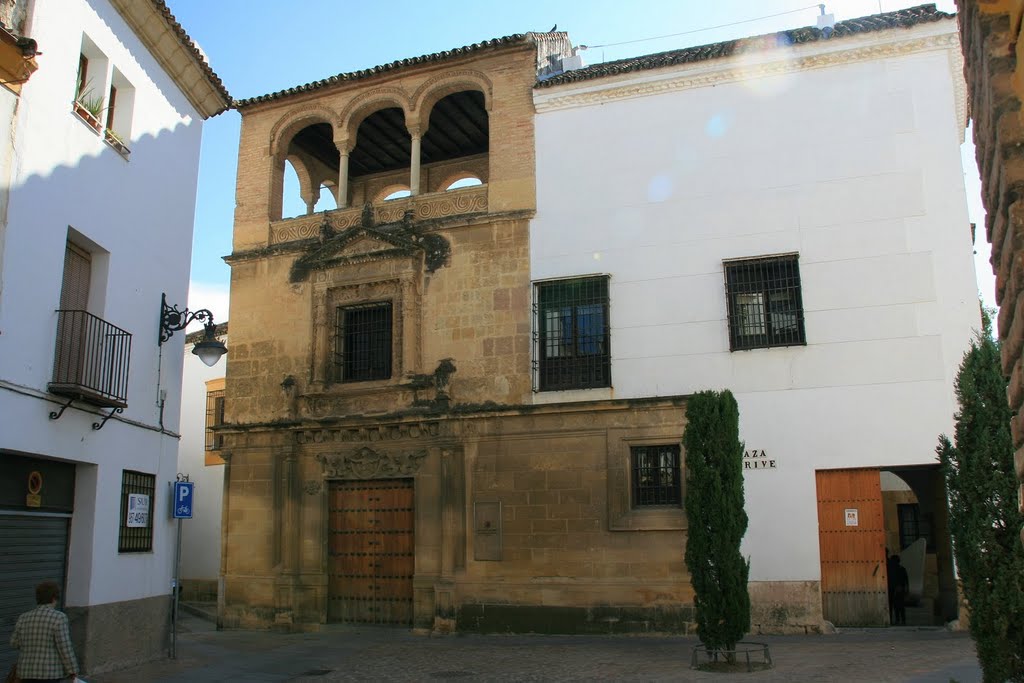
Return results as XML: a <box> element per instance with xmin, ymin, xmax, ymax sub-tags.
<box><xmin>473</xmin><ymin>501</ymin><xmax>501</xmax><ymax>561</ymax></box>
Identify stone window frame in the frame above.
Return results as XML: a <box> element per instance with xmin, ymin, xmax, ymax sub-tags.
<box><xmin>630</xmin><ymin>443</ymin><xmax>682</xmax><ymax>508</ymax></box>
<box><xmin>333</xmin><ymin>300</ymin><xmax>394</xmax><ymax>382</ymax></box>
<box><xmin>311</xmin><ymin>276</ymin><xmax>415</xmax><ymax>392</ymax></box>
<box><xmin>608</xmin><ymin>431</ymin><xmax>686</xmax><ymax>531</ymax></box>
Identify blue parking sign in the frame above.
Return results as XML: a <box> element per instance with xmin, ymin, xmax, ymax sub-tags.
<box><xmin>173</xmin><ymin>481</ymin><xmax>194</xmax><ymax>519</ymax></box>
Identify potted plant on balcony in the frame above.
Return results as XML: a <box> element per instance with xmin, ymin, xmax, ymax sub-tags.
<box><xmin>72</xmin><ymin>82</ymin><xmax>104</xmax><ymax>132</ymax></box>
<box><xmin>103</xmin><ymin>128</ymin><xmax>130</xmax><ymax>157</ymax></box>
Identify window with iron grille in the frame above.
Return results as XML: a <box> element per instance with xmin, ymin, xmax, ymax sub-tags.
<box><xmin>631</xmin><ymin>445</ymin><xmax>682</xmax><ymax>507</ymax></box>
<box><xmin>897</xmin><ymin>503</ymin><xmax>934</xmax><ymax>551</ymax></box>
<box><xmin>333</xmin><ymin>302</ymin><xmax>392</xmax><ymax>382</ymax></box>
<box><xmin>118</xmin><ymin>470</ymin><xmax>155</xmax><ymax>553</ymax></box>
<box><xmin>534</xmin><ymin>276</ymin><xmax>610</xmax><ymax>391</ymax></box>
<box><xmin>205</xmin><ymin>389</ymin><xmax>225</xmax><ymax>450</ymax></box>
<box><xmin>724</xmin><ymin>255</ymin><xmax>805</xmax><ymax>351</ymax></box>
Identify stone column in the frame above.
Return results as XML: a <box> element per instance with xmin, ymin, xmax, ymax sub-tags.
<box><xmin>217</xmin><ymin>450</ymin><xmax>233</xmax><ymax>628</ymax></box>
<box><xmin>334</xmin><ymin>137</ymin><xmax>351</xmax><ymax>208</ymax></box>
<box><xmin>409</xmin><ymin>126</ymin><xmax>423</xmax><ymax>196</ymax></box>
<box><xmin>302</xmin><ymin>193</ymin><xmax>316</xmax><ymax>215</ymax></box>
<box><xmin>281</xmin><ymin>449</ymin><xmax>299</xmax><ymax>574</ymax></box>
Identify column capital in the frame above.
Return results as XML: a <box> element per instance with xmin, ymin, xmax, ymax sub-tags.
<box><xmin>334</xmin><ymin>137</ymin><xmax>353</xmax><ymax>154</ymax></box>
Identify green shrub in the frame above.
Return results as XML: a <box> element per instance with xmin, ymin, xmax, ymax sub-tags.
<box><xmin>683</xmin><ymin>389</ymin><xmax>750</xmax><ymax>656</ymax></box>
<box><xmin>937</xmin><ymin>309</ymin><xmax>1024</xmax><ymax>682</ymax></box>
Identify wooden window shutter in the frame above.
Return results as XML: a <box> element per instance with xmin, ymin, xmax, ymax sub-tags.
<box><xmin>106</xmin><ymin>85</ymin><xmax>117</xmax><ymax>130</ymax></box>
<box><xmin>60</xmin><ymin>241</ymin><xmax>91</xmax><ymax>311</ymax></box>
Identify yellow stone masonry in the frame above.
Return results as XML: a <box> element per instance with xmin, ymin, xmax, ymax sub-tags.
<box><xmin>957</xmin><ymin>0</ymin><xmax>1024</xmax><ymax>545</ymax></box>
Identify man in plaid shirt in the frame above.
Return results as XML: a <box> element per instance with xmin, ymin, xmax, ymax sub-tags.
<box><xmin>10</xmin><ymin>581</ymin><xmax>78</xmax><ymax>683</ymax></box>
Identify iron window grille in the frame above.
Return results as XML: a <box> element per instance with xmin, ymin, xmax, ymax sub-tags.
<box><xmin>724</xmin><ymin>255</ymin><xmax>806</xmax><ymax>351</ymax></box>
<box><xmin>631</xmin><ymin>445</ymin><xmax>682</xmax><ymax>507</ymax></box>
<box><xmin>205</xmin><ymin>389</ymin><xmax>225</xmax><ymax>450</ymax></box>
<box><xmin>333</xmin><ymin>301</ymin><xmax>393</xmax><ymax>382</ymax></box>
<box><xmin>533</xmin><ymin>276</ymin><xmax>610</xmax><ymax>391</ymax></box>
<box><xmin>118</xmin><ymin>470</ymin><xmax>155</xmax><ymax>553</ymax></box>
<box><xmin>897</xmin><ymin>503</ymin><xmax>934</xmax><ymax>552</ymax></box>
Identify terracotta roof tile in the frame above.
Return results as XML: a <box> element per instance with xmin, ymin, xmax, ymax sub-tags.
<box><xmin>149</xmin><ymin>0</ymin><xmax>232</xmax><ymax>107</ymax></box>
<box><xmin>236</xmin><ymin>35</ymin><xmax>530</xmax><ymax>109</ymax></box>
<box><xmin>536</xmin><ymin>3</ymin><xmax>953</xmax><ymax>89</ymax></box>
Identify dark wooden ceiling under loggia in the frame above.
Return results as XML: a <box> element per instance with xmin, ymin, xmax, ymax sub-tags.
<box><xmin>288</xmin><ymin>90</ymin><xmax>488</xmax><ymax>180</ymax></box>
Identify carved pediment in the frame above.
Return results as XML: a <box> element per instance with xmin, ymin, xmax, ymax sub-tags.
<box><xmin>290</xmin><ymin>208</ymin><xmax>449</xmax><ymax>282</ymax></box>
<box><xmin>344</xmin><ymin>235</ymin><xmax>401</xmax><ymax>257</ymax></box>
<box><xmin>316</xmin><ymin>446</ymin><xmax>428</xmax><ymax>479</ymax></box>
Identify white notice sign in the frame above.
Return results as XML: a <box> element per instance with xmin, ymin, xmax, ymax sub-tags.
<box><xmin>844</xmin><ymin>508</ymin><xmax>859</xmax><ymax>527</ymax></box>
<box><xmin>127</xmin><ymin>493</ymin><xmax>150</xmax><ymax>527</ymax></box>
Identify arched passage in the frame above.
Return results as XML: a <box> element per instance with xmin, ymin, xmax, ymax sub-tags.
<box><xmin>347</xmin><ymin>107</ymin><xmax>411</xmax><ymax>204</ymax></box>
<box><xmin>880</xmin><ymin>467</ymin><xmax>958</xmax><ymax>626</ymax></box>
<box><xmin>420</xmin><ymin>90</ymin><xmax>489</xmax><ymax>193</ymax></box>
<box><xmin>272</xmin><ymin>118</ymin><xmax>341</xmax><ymax>220</ymax></box>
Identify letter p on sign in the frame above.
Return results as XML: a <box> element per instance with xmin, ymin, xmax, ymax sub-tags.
<box><xmin>173</xmin><ymin>481</ymin><xmax>194</xmax><ymax>519</ymax></box>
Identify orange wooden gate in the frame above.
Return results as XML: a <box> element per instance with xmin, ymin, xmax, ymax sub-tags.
<box><xmin>328</xmin><ymin>479</ymin><xmax>414</xmax><ymax>625</ymax></box>
<box><xmin>815</xmin><ymin>468</ymin><xmax>888</xmax><ymax>626</ymax></box>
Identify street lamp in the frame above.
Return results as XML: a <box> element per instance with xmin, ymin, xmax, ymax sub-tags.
<box><xmin>159</xmin><ymin>293</ymin><xmax>227</xmax><ymax>367</ymax></box>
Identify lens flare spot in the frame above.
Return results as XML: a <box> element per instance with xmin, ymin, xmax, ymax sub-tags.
<box><xmin>706</xmin><ymin>114</ymin><xmax>729</xmax><ymax>138</ymax></box>
<box><xmin>593</xmin><ymin>252</ymin><xmax>602</xmax><ymax>261</ymax></box>
<box><xmin>647</xmin><ymin>174</ymin><xmax>673</xmax><ymax>203</ymax></box>
<box><xmin>734</xmin><ymin>45</ymin><xmax>798</xmax><ymax>97</ymax></box>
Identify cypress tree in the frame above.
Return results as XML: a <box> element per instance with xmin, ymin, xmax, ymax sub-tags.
<box><xmin>684</xmin><ymin>389</ymin><xmax>750</xmax><ymax>656</ymax></box>
<box><xmin>937</xmin><ymin>310</ymin><xmax>1024</xmax><ymax>683</ymax></box>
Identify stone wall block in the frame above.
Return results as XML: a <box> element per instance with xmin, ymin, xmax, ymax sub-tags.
<box><xmin>1015</xmin><ymin>444</ymin><xmax>1024</xmax><ymax>488</ymax></box>
<box><xmin>961</xmin><ymin>0</ymin><xmax>1024</xmax><ymax>549</ymax></box>
<box><xmin>1008</xmin><ymin>357</ymin><xmax>1024</xmax><ymax>420</ymax></box>
<box><xmin>1001</xmin><ymin>293</ymin><xmax>1024</xmax><ymax>375</ymax></box>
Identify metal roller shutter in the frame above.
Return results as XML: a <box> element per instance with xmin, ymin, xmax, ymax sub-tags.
<box><xmin>0</xmin><ymin>513</ymin><xmax>70</xmax><ymax>673</ymax></box>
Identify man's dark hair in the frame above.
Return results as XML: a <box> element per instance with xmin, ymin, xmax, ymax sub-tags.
<box><xmin>35</xmin><ymin>581</ymin><xmax>60</xmax><ymax>605</ymax></box>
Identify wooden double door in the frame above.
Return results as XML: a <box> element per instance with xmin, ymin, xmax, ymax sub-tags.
<box><xmin>328</xmin><ymin>479</ymin><xmax>415</xmax><ymax>625</ymax></box>
<box><xmin>816</xmin><ymin>468</ymin><xmax>888</xmax><ymax>626</ymax></box>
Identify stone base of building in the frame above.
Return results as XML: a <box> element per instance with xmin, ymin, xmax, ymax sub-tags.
<box><xmin>748</xmin><ymin>580</ymin><xmax>825</xmax><ymax>634</ymax></box>
<box><xmin>179</xmin><ymin>578</ymin><xmax>218</xmax><ymax>603</ymax></box>
<box><xmin>456</xmin><ymin>603</ymin><xmax>696</xmax><ymax>634</ymax></box>
<box><xmin>66</xmin><ymin>594</ymin><xmax>170</xmax><ymax>675</ymax></box>
<box><xmin>217</xmin><ymin>583</ymin><xmax>826</xmax><ymax>637</ymax></box>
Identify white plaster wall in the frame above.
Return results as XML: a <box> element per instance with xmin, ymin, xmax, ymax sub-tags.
<box><xmin>0</xmin><ymin>86</ymin><xmax>17</xmax><ymax>316</ymax></box>
<box><xmin>532</xmin><ymin>25</ymin><xmax>977</xmax><ymax>584</ymax></box>
<box><xmin>0</xmin><ymin>0</ymin><xmax>204</xmax><ymax>608</ymax></box>
<box><xmin>177</xmin><ymin>339</ymin><xmax>225</xmax><ymax>583</ymax></box>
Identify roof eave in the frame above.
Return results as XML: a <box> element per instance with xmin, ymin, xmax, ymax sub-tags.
<box><xmin>535</xmin><ymin>3</ymin><xmax>955</xmax><ymax>90</ymax></box>
<box><xmin>109</xmin><ymin>0</ymin><xmax>232</xmax><ymax>118</ymax></box>
<box><xmin>235</xmin><ymin>34</ymin><xmax>534</xmax><ymax>110</ymax></box>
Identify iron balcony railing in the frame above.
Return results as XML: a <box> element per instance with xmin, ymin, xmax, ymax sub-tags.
<box><xmin>49</xmin><ymin>309</ymin><xmax>132</xmax><ymax>408</ymax></box>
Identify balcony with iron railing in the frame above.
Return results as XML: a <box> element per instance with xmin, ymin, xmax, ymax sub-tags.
<box><xmin>49</xmin><ymin>309</ymin><xmax>132</xmax><ymax>408</ymax></box>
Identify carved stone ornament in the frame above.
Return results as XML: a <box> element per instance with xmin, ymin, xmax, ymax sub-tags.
<box><xmin>303</xmin><ymin>480</ymin><xmax>322</xmax><ymax>495</ymax></box>
<box><xmin>288</xmin><ymin>211</ymin><xmax>453</xmax><ymax>282</ymax></box>
<box><xmin>316</xmin><ymin>446</ymin><xmax>428</xmax><ymax>479</ymax></box>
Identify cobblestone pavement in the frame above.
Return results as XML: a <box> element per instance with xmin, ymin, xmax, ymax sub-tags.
<box><xmin>87</xmin><ymin>613</ymin><xmax>981</xmax><ymax>683</ymax></box>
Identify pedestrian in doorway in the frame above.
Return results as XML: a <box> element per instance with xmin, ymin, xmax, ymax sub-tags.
<box><xmin>888</xmin><ymin>554</ymin><xmax>909</xmax><ymax>626</ymax></box>
<box><xmin>886</xmin><ymin>551</ymin><xmax>898</xmax><ymax>621</ymax></box>
<box><xmin>9</xmin><ymin>581</ymin><xmax>80</xmax><ymax>683</ymax></box>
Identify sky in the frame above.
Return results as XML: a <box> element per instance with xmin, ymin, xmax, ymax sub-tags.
<box><xmin>162</xmin><ymin>0</ymin><xmax>989</xmax><ymax>325</ymax></box>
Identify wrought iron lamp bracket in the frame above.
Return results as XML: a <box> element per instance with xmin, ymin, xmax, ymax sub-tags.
<box><xmin>159</xmin><ymin>292</ymin><xmax>216</xmax><ymax>345</ymax></box>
